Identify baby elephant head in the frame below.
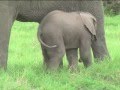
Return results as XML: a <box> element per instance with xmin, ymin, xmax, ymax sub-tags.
<box><xmin>80</xmin><ymin>12</ymin><xmax>97</xmax><ymax>41</ymax></box>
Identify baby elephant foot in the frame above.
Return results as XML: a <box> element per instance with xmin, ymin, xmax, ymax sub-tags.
<box><xmin>46</xmin><ymin>58</ymin><xmax>61</xmax><ymax>71</ymax></box>
<box><xmin>83</xmin><ymin>60</ymin><xmax>92</xmax><ymax>68</ymax></box>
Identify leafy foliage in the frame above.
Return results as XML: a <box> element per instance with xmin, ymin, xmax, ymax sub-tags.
<box><xmin>104</xmin><ymin>1</ymin><xmax>120</xmax><ymax>15</ymax></box>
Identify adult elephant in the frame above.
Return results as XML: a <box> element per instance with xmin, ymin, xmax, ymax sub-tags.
<box><xmin>0</xmin><ymin>1</ymin><xmax>109</xmax><ymax>70</ymax></box>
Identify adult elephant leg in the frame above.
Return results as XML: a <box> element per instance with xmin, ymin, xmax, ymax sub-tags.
<box><xmin>80</xmin><ymin>1</ymin><xmax>110</xmax><ymax>60</ymax></box>
<box><xmin>91</xmin><ymin>1</ymin><xmax>109</xmax><ymax>60</ymax></box>
<box><xmin>66</xmin><ymin>49</ymin><xmax>78</xmax><ymax>71</ymax></box>
<box><xmin>0</xmin><ymin>6</ymin><xmax>16</xmax><ymax>70</ymax></box>
<box><xmin>59</xmin><ymin>60</ymin><xmax>63</xmax><ymax>68</ymax></box>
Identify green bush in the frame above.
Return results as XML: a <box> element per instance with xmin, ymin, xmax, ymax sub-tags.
<box><xmin>104</xmin><ymin>2</ymin><xmax>120</xmax><ymax>16</ymax></box>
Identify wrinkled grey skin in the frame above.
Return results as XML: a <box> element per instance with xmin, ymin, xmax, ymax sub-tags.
<box><xmin>0</xmin><ymin>1</ymin><xmax>109</xmax><ymax>70</ymax></box>
<box><xmin>38</xmin><ymin>10</ymin><xmax>97</xmax><ymax>70</ymax></box>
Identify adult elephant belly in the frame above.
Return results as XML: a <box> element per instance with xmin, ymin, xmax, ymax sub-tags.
<box><xmin>16</xmin><ymin>10</ymin><xmax>45</xmax><ymax>22</ymax></box>
<box><xmin>16</xmin><ymin>1</ymin><xmax>81</xmax><ymax>22</ymax></box>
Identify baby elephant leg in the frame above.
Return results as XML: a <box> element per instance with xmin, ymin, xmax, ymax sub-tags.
<box><xmin>41</xmin><ymin>45</ymin><xmax>49</xmax><ymax>68</ymax></box>
<box><xmin>41</xmin><ymin>43</ymin><xmax>63</xmax><ymax>69</ymax></box>
<box><xmin>66</xmin><ymin>49</ymin><xmax>78</xmax><ymax>71</ymax></box>
<box><xmin>46</xmin><ymin>47</ymin><xmax>65</xmax><ymax>71</ymax></box>
<box><xmin>80</xmin><ymin>40</ymin><xmax>92</xmax><ymax>67</ymax></box>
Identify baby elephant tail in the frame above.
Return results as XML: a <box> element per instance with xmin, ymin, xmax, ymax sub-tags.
<box><xmin>37</xmin><ymin>30</ymin><xmax>57</xmax><ymax>48</ymax></box>
<box><xmin>39</xmin><ymin>36</ymin><xmax>57</xmax><ymax>48</ymax></box>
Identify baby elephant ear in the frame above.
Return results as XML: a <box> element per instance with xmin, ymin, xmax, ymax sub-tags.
<box><xmin>80</xmin><ymin>12</ymin><xmax>97</xmax><ymax>37</ymax></box>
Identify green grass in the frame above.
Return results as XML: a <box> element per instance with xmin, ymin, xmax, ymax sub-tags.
<box><xmin>0</xmin><ymin>15</ymin><xmax>120</xmax><ymax>90</ymax></box>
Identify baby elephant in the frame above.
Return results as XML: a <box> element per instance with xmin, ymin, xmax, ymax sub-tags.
<box><xmin>37</xmin><ymin>10</ymin><xmax>97</xmax><ymax>71</ymax></box>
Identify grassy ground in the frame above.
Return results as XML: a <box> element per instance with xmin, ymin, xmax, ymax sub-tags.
<box><xmin>0</xmin><ymin>15</ymin><xmax>120</xmax><ymax>90</ymax></box>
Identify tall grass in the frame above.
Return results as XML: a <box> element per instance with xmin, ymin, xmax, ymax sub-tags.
<box><xmin>0</xmin><ymin>15</ymin><xmax>120</xmax><ymax>90</ymax></box>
